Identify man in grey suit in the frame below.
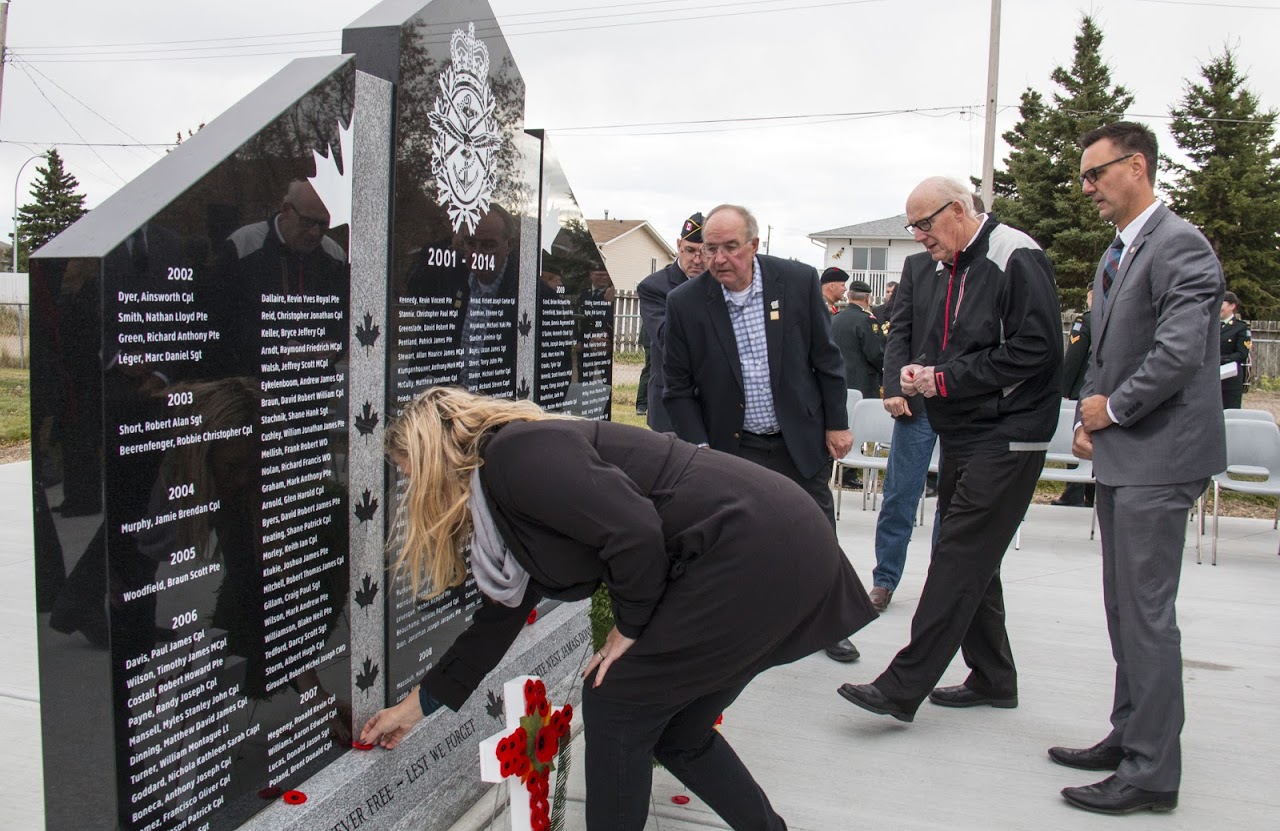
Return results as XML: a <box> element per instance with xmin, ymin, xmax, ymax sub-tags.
<box><xmin>1052</xmin><ymin>121</ymin><xmax>1226</xmax><ymax>815</ymax></box>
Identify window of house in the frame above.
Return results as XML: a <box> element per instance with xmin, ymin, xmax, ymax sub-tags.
<box><xmin>849</xmin><ymin>247</ymin><xmax>888</xmax><ymax>272</ymax></box>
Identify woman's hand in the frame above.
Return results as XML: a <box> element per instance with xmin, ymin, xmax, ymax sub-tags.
<box><xmin>583</xmin><ymin>626</ymin><xmax>636</xmax><ymax>688</ymax></box>
<box><xmin>360</xmin><ymin>688</ymin><xmax>426</xmax><ymax>750</ymax></box>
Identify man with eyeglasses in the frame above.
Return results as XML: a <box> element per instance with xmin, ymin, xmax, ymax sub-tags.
<box><xmin>663</xmin><ymin>204</ymin><xmax>872</xmax><ymax>664</ymax></box>
<box><xmin>838</xmin><ymin>176</ymin><xmax>1061</xmax><ymax>724</ymax></box>
<box><xmin>1047</xmin><ymin>122</ymin><xmax>1224</xmax><ymax>816</ymax></box>
<box><xmin>637</xmin><ymin>212</ymin><xmax>706</xmax><ymax>432</ymax></box>
<box><xmin>220</xmin><ymin>180</ymin><xmax>348</xmax><ymax>371</ymax></box>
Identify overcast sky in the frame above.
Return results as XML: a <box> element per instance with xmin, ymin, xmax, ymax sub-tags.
<box><xmin>2</xmin><ymin>0</ymin><xmax>1278</xmax><ymax>266</ymax></box>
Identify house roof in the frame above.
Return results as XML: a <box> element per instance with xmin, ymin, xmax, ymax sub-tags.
<box><xmin>586</xmin><ymin>219</ymin><xmax>676</xmax><ymax>257</ymax></box>
<box><xmin>810</xmin><ymin>214</ymin><xmax>914</xmax><ymax>241</ymax></box>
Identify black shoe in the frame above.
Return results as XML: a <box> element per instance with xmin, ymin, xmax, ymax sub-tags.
<box><xmin>1050</xmin><ymin>497</ymin><xmax>1087</xmax><ymax>507</ymax></box>
<box><xmin>1061</xmin><ymin>775</ymin><xmax>1177</xmax><ymax>814</ymax></box>
<box><xmin>1048</xmin><ymin>741</ymin><xmax>1126</xmax><ymax>771</ymax></box>
<box><xmin>836</xmin><ymin>683</ymin><xmax>914</xmax><ymax>723</ymax></box>
<box><xmin>924</xmin><ymin>487</ymin><xmax>938</xmax><ymax>498</ymax></box>
<box><xmin>928</xmin><ymin>684</ymin><xmax>1017</xmax><ymax>709</ymax></box>
<box><xmin>824</xmin><ymin>639</ymin><xmax>860</xmax><ymax>663</ymax></box>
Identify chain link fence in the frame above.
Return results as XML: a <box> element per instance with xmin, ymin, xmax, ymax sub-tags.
<box><xmin>0</xmin><ymin>303</ymin><xmax>28</xmax><ymax>369</ymax></box>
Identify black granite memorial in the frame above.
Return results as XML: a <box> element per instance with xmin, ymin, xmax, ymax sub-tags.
<box><xmin>30</xmin><ymin>1</ymin><xmax>604</xmax><ymax>830</ymax></box>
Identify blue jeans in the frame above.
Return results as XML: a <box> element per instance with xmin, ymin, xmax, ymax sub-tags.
<box><xmin>872</xmin><ymin>409</ymin><xmax>938</xmax><ymax>590</ymax></box>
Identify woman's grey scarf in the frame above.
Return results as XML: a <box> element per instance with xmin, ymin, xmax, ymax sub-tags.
<box><xmin>466</xmin><ymin>468</ymin><xmax>530</xmax><ymax>607</ymax></box>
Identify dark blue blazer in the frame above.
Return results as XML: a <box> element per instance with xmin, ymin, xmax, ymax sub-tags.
<box><xmin>662</xmin><ymin>254</ymin><xmax>848</xmax><ymax>479</ymax></box>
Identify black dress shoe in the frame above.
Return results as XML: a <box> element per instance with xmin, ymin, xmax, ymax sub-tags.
<box><xmin>1048</xmin><ymin>741</ymin><xmax>1126</xmax><ymax>771</ymax></box>
<box><xmin>928</xmin><ymin>684</ymin><xmax>1017</xmax><ymax>709</ymax></box>
<box><xmin>836</xmin><ymin>683</ymin><xmax>913</xmax><ymax>723</ymax></box>
<box><xmin>1061</xmin><ymin>775</ymin><xmax>1177</xmax><ymax>814</ymax></box>
<box><xmin>824</xmin><ymin>638</ymin><xmax>860</xmax><ymax>663</ymax></box>
<box><xmin>1050</xmin><ymin>497</ymin><xmax>1087</xmax><ymax>507</ymax></box>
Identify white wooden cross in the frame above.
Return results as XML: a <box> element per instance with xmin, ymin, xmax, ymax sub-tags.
<box><xmin>478</xmin><ymin>675</ymin><xmax>573</xmax><ymax>831</ymax></box>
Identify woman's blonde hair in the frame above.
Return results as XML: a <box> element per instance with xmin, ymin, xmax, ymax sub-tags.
<box><xmin>385</xmin><ymin>386</ymin><xmax>561</xmax><ymax>599</ymax></box>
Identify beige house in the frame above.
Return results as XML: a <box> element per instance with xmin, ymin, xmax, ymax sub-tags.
<box><xmin>586</xmin><ymin>219</ymin><xmax>677</xmax><ymax>293</ymax></box>
<box><xmin>809</xmin><ymin>215</ymin><xmax>925</xmax><ymax>300</ymax></box>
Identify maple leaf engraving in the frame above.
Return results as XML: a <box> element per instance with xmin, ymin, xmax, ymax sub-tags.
<box><xmin>517</xmin><ymin>378</ymin><xmax>531</xmax><ymax>400</ymax></box>
<box><xmin>308</xmin><ymin>115</ymin><xmax>354</xmax><ymax>231</ymax></box>
<box><xmin>355</xmin><ymin>312</ymin><xmax>380</xmax><ymax>352</ymax></box>
<box><xmin>354</xmin><ymin>489</ymin><xmax>378</xmax><ymax>523</ymax></box>
<box><xmin>518</xmin><ymin>311</ymin><xmax>531</xmax><ymax>338</ymax></box>
<box><xmin>485</xmin><ymin>688</ymin><xmax>504</xmax><ymax>722</ymax></box>
<box><xmin>355</xmin><ymin>657</ymin><xmax>379</xmax><ymax>695</ymax></box>
<box><xmin>355</xmin><ymin>401</ymin><xmax>379</xmax><ymax>438</ymax></box>
<box><xmin>354</xmin><ymin>574</ymin><xmax>378</xmax><ymax>610</ymax></box>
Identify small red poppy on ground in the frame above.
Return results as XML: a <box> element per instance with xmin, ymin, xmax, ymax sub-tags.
<box><xmin>352</xmin><ymin>741</ymin><xmax>374</xmax><ymax>751</ymax></box>
<box><xmin>671</xmin><ymin>795</ymin><xmax>691</xmax><ymax>805</ymax></box>
<box><xmin>282</xmin><ymin>790</ymin><xmax>307</xmax><ymax>805</ymax></box>
<box><xmin>527</xmin><ymin>608</ymin><xmax>538</xmax><ymax>625</ymax></box>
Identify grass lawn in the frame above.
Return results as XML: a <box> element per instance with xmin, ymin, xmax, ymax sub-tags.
<box><xmin>0</xmin><ymin>368</ymin><xmax>30</xmax><ymax>448</ymax></box>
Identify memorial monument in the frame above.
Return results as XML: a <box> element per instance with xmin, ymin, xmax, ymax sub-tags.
<box><xmin>29</xmin><ymin>1</ymin><xmax>608</xmax><ymax>829</ymax></box>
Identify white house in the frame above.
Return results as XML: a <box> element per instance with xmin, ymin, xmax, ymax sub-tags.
<box><xmin>808</xmin><ymin>214</ymin><xmax>924</xmax><ymax>299</ymax></box>
<box><xmin>586</xmin><ymin>219</ymin><xmax>676</xmax><ymax>293</ymax></box>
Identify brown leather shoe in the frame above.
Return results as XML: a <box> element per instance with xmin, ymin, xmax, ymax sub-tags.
<box><xmin>869</xmin><ymin>587</ymin><xmax>893</xmax><ymax>612</ymax></box>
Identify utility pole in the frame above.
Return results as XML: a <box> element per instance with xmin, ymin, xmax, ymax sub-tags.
<box><xmin>765</xmin><ymin>224</ymin><xmax>772</xmax><ymax>254</ymax></box>
<box><xmin>0</xmin><ymin>3</ymin><xmax>9</xmax><ymax>126</ymax></box>
<box><xmin>981</xmin><ymin>0</ymin><xmax>1001</xmax><ymax>207</ymax></box>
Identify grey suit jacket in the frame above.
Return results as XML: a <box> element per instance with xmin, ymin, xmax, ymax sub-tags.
<box><xmin>1079</xmin><ymin>202</ymin><xmax>1226</xmax><ymax>486</ymax></box>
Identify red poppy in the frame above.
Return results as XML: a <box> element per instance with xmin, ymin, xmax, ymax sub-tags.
<box><xmin>352</xmin><ymin>741</ymin><xmax>375</xmax><ymax>751</ymax></box>
<box><xmin>282</xmin><ymin>790</ymin><xmax>307</xmax><ymax>805</ymax></box>
<box><xmin>534</xmin><ymin>725</ymin><xmax>558</xmax><ymax>764</ymax></box>
<box><xmin>671</xmin><ymin>795</ymin><xmax>691</xmax><ymax>805</ymax></box>
<box><xmin>527</xmin><ymin>609</ymin><xmax>538</xmax><ymax>625</ymax></box>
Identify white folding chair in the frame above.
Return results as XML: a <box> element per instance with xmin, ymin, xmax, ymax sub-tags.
<box><xmin>1210</xmin><ymin>418</ymin><xmax>1280</xmax><ymax>565</ymax></box>
<box><xmin>1223</xmin><ymin>408</ymin><xmax>1275</xmax><ymax>422</ymax></box>
<box><xmin>831</xmin><ymin>390</ymin><xmax>864</xmax><ymax>491</ymax></box>
<box><xmin>1015</xmin><ymin>407</ymin><xmax>1096</xmax><ymax>549</ymax></box>
<box><xmin>918</xmin><ymin>440</ymin><xmax>941</xmax><ymax>527</ymax></box>
<box><xmin>835</xmin><ymin>399</ymin><xmax>894</xmax><ymax>519</ymax></box>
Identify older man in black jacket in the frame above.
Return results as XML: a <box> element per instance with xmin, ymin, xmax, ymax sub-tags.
<box><xmin>839</xmin><ymin>177</ymin><xmax>1062</xmax><ymax>719</ymax></box>
<box><xmin>664</xmin><ymin>203</ymin><xmax>860</xmax><ymax>663</ymax></box>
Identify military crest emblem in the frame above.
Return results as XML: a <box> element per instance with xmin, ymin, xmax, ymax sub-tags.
<box><xmin>430</xmin><ymin>22</ymin><xmax>502</xmax><ymax>235</ymax></box>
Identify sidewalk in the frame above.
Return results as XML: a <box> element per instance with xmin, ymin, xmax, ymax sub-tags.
<box><xmin>4</xmin><ymin>462</ymin><xmax>1279</xmax><ymax>829</ymax></box>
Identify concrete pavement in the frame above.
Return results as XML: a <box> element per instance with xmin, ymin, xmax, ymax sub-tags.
<box><xmin>4</xmin><ymin>460</ymin><xmax>1279</xmax><ymax>829</ymax></box>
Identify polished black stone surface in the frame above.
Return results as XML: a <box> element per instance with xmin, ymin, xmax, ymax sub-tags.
<box><xmin>31</xmin><ymin>62</ymin><xmax>355</xmax><ymax>831</ymax></box>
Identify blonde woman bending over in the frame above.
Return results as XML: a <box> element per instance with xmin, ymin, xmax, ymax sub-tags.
<box><xmin>362</xmin><ymin>387</ymin><xmax>874</xmax><ymax>831</ymax></box>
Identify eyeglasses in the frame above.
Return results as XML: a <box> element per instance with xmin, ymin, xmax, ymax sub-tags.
<box><xmin>678</xmin><ymin>244</ymin><xmax>705</xmax><ymax>259</ymax></box>
<box><xmin>1079</xmin><ymin>153</ymin><xmax>1136</xmax><ymax>186</ymax></box>
<box><xmin>904</xmin><ymin>202</ymin><xmax>954</xmax><ymax>234</ymax></box>
<box><xmin>286</xmin><ymin>202</ymin><xmax>330</xmax><ymax>231</ymax></box>
<box><xmin>701</xmin><ymin>240</ymin><xmax>748</xmax><ymax>258</ymax></box>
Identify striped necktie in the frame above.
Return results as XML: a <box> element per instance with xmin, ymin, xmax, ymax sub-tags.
<box><xmin>1101</xmin><ymin>236</ymin><xmax>1125</xmax><ymax>297</ymax></box>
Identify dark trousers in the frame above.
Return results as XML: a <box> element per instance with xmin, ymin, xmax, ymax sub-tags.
<box><xmin>1221</xmin><ymin>384</ymin><xmax>1242</xmax><ymax>410</ymax></box>
<box><xmin>636</xmin><ymin>343</ymin><xmax>652</xmax><ymax>410</ymax></box>
<box><xmin>736</xmin><ymin>432</ymin><xmax>835</xmax><ymax>533</ymax></box>
<box><xmin>582</xmin><ymin>681</ymin><xmax>786</xmax><ymax>831</ymax></box>
<box><xmin>1096</xmin><ymin>479</ymin><xmax>1204</xmax><ymax>792</ymax></box>
<box><xmin>874</xmin><ymin>445</ymin><xmax>1044</xmax><ymax>712</ymax></box>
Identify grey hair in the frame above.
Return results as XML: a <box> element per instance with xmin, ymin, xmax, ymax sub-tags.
<box><xmin>706</xmin><ymin>204</ymin><xmax>760</xmax><ymax>241</ymax></box>
<box><xmin>915</xmin><ymin>177</ymin><xmax>978</xmax><ymax>219</ymax></box>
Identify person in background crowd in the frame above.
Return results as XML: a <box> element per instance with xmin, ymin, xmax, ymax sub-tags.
<box><xmin>831</xmin><ymin>278</ymin><xmax>885</xmax><ymax>401</ymax></box>
<box><xmin>637</xmin><ymin>212</ymin><xmax>706</xmax><ymax>432</ymax></box>
<box><xmin>838</xmin><ymin>176</ymin><xmax>1061</xmax><ymax>722</ymax></box>
<box><xmin>1052</xmin><ymin>120</ymin><xmax>1225</xmax><ymax>815</ymax></box>
<box><xmin>362</xmin><ymin>387</ymin><xmax>876</xmax><ymax>831</ymax></box>
<box><xmin>664</xmin><ymin>203</ymin><xmax>862</xmax><ymax>664</ymax></box>
<box><xmin>821</xmin><ymin>266</ymin><xmax>847</xmax><ymax>314</ymax></box>
<box><xmin>1219</xmin><ymin>291</ymin><xmax>1251</xmax><ymax>410</ymax></box>
<box><xmin>873</xmin><ymin>280</ymin><xmax>897</xmax><ymax>325</ymax></box>
<box><xmin>1055</xmin><ymin>288</ymin><xmax>1096</xmax><ymax>507</ymax></box>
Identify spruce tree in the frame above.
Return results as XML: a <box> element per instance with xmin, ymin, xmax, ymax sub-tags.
<box><xmin>14</xmin><ymin>149</ymin><xmax>88</xmax><ymax>271</ymax></box>
<box><xmin>1165</xmin><ymin>47</ymin><xmax>1280</xmax><ymax>318</ymax></box>
<box><xmin>993</xmin><ymin>15</ymin><xmax>1133</xmax><ymax>310</ymax></box>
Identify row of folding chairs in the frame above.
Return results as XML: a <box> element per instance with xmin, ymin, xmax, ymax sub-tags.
<box><xmin>1206</xmin><ymin>409</ymin><xmax>1280</xmax><ymax>565</ymax></box>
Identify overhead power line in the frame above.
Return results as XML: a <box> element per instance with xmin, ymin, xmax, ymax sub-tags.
<box><xmin>11</xmin><ymin>60</ymin><xmax>127</xmax><ymax>184</ymax></box>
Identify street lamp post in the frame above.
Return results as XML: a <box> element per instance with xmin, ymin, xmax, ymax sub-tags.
<box><xmin>13</xmin><ymin>152</ymin><xmax>46</xmax><ymax>273</ymax></box>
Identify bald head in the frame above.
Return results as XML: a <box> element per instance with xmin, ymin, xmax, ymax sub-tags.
<box><xmin>279</xmin><ymin>180</ymin><xmax>330</xmax><ymax>254</ymax></box>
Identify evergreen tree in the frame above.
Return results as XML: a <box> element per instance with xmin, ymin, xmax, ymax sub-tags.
<box><xmin>14</xmin><ymin>149</ymin><xmax>88</xmax><ymax>271</ymax></box>
<box><xmin>993</xmin><ymin>15</ymin><xmax>1133</xmax><ymax>310</ymax></box>
<box><xmin>1165</xmin><ymin>47</ymin><xmax>1280</xmax><ymax>319</ymax></box>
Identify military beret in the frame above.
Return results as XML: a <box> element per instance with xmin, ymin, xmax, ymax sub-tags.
<box><xmin>847</xmin><ymin>279</ymin><xmax>872</xmax><ymax>293</ymax></box>
<box><xmin>821</xmin><ymin>267</ymin><xmax>849</xmax><ymax>285</ymax></box>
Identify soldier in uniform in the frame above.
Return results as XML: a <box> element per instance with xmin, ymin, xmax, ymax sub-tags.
<box><xmin>831</xmin><ymin>278</ymin><xmax>886</xmax><ymax>400</ymax></box>
<box><xmin>1055</xmin><ymin>288</ymin><xmax>1095</xmax><ymax>507</ymax></box>
<box><xmin>821</xmin><ymin>266</ymin><xmax>847</xmax><ymax>315</ymax></box>
<box><xmin>1220</xmin><ymin>290</ymin><xmax>1252</xmax><ymax>409</ymax></box>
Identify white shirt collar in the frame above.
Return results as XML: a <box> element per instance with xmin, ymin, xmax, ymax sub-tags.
<box><xmin>1116</xmin><ymin>199</ymin><xmax>1161</xmax><ymax>251</ymax></box>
